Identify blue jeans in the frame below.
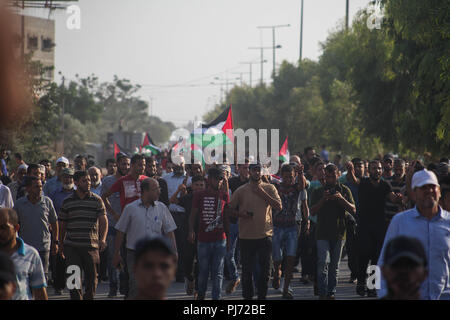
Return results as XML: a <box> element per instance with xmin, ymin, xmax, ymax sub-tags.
<box><xmin>272</xmin><ymin>225</ymin><xmax>298</xmax><ymax>262</ymax></box>
<box><xmin>316</xmin><ymin>239</ymin><xmax>345</xmax><ymax>296</ymax></box>
<box><xmin>106</xmin><ymin>227</ymin><xmax>127</xmax><ymax>294</ymax></box>
<box><xmin>225</xmin><ymin>223</ymin><xmax>239</xmax><ymax>281</ymax></box>
<box><xmin>197</xmin><ymin>239</ymin><xmax>227</xmax><ymax>300</ymax></box>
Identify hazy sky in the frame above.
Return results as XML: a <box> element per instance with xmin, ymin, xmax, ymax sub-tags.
<box><xmin>21</xmin><ymin>0</ymin><xmax>372</xmax><ymax>127</ymax></box>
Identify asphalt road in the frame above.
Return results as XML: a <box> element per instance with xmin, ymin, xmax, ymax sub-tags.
<box><xmin>48</xmin><ymin>256</ymin><xmax>376</xmax><ymax>300</ymax></box>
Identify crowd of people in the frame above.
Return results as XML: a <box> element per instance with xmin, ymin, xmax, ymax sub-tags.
<box><xmin>0</xmin><ymin>146</ymin><xmax>449</xmax><ymax>300</ymax></box>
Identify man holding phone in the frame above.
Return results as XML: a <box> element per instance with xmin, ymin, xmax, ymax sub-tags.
<box><xmin>310</xmin><ymin>164</ymin><xmax>355</xmax><ymax>299</ymax></box>
<box><xmin>228</xmin><ymin>162</ymin><xmax>282</xmax><ymax>300</ymax></box>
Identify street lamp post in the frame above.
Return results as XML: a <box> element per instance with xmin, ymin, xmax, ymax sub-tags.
<box><xmin>248</xmin><ymin>46</ymin><xmax>278</xmax><ymax>84</ymax></box>
<box><xmin>257</xmin><ymin>24</ymin><xmax>290</xmax><ymax>76</ymax></box>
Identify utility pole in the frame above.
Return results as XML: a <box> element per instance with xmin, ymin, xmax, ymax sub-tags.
<box><xmin>232</xmin><ymin>72</ymin><xmax>244</xmax><ymax>86</ymax></box>
<box><xmin>257</xmin><ymin>24</ymin><xmax>290</xmax><ymax>76</ymax></box>
<box><xmin>300</xmin><ymin>0</ymin><xmax>304</xmax><ymax>62</ymax></box>
<box><xmin>239</xmin><ymin>61</ymin><xmax>253</xmax><ymax>86</ymax></box>
<box><xmin>61</xmin><ymin>75</ymin><xmax>65</xmax><ymax>154</ymax></box>
<box><xmin>248</xmin><ymin>46</ymin><xmax>275</xmax><ymax>84</ymax></box>
<box><xmin>346</xmin><ymin>0</ymin><xmax>349</xmax><ymax>30</ymax></box>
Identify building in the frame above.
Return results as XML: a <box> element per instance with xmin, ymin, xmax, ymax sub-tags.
<box><xmin>13</xmin><ymin>14</ymin><xmax>55</xmax><ymax>81</ymax></box>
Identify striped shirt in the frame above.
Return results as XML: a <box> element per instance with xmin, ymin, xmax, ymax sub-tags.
<box><xmin>59</xmin><ymin>191</ymin><xmax>106</xmax><ymax>249</ymax></box>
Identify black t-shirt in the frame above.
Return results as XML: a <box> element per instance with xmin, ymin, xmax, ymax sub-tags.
<box><xmin>179</xmin><ymin>192</ymin><xmax>198</xmax><ymax>232</ymax></box>
<box><xmin>358</xmin><ymin>177</ymin><xmax>392</xmax><ymax>226</ymax></box>
<box><xmin>0</xmin><ymin>175</ymin><xmax>11</xmax><ymax>186</ymax></box>
<box><xmin>228</xmin><ymin>176</ymin><xmax>249</xmax><ymax>224</ymax></box>
<box><xmin>229</xmin><ymin>176</ymin><xmax>249</xmax><ymax>193</ymax></box>
<box><xmin>273</xmin><ymin>183</ymin><xmax>300</xmax><ymax>228</ymax></box>
<box><xmin>157</xmin><ymin>177</ymin><xmax>169</xmax><ymax>206</ymax></box>
<box><xmin>179</xmin><ymin>192</ymin><xmax>194</xmax><ymax>218</ymax></box>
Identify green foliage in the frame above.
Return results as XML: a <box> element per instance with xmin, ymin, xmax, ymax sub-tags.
<box><xmin>203</xmin><ymin>0</ymin><xmax>449</xmax><ymax>160</ymax></box>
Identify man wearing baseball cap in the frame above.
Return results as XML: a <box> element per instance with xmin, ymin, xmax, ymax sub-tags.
<box><xmin>381</xmin><ymin>236</ymin><xmax>428</xmax><ymax>300</ymax></box>
<box><xmin>43</xmin><ymin>157</ymin><xmax>69</xmax><ymax>197</ymax></box>
<box><xmin>377</xmin><ymin>169</ymin><xmax>450</xmax><ymax>299</ymax></box>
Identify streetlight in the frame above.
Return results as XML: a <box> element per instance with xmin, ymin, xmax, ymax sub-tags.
<box><xmin>257</xmin><ymin>24</ymin><xmax>290</xmax><ymax>75</ymax></box>
<box><xmin>248</xmin><ymin>46</ymin><xmax>280</xmax><ymax>84</ymax></box>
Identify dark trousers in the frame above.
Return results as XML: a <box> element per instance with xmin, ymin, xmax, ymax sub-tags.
<box><xmin>99</xmin><ymin>246</ymin><xmax>108</xmax><ymax>281</ymax></box>
<box><xmin>240</xmin><ymin>237</ymin><xmax>272</xmax><ymax>300</ymax></box>
<box><xmin>356</xmin><ymin>223</ymin><xmax>387</xmax><ymax>285</ymax></box>
<box><xmin>171</xmin><ymin>211</ymin><xmax>188</xmax><ymax>280</ymax></box>
<box><xmin>38</xmin><ymin>250</ymin><xmax>50</xmax><ymax>281</ymax></box>
<box><xmin>345</xmin><ymin>215</ymin><xmax>358</xmax><ymax>279</ymax></box>
<box><xmin>64</xmin><ymin>245</ymin><xmax>99</xmax><ymax>300</ymax></box>
<box><xmin>299</xmin><ymin>221</ymin><xmax>316</xmax><ymax>278</ymax></box>
<box><xmin>183</xmin><ymin>239</ymin><xmax>198</xmax><ymax>290</ymax></box>
<box><xmin>50</xmin><ymin>253</ymin><xmax>66</xmax><ymax>290</ymax></box>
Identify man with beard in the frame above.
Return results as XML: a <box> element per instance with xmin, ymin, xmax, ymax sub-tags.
<box><xmin>347</xmin><ymin>160</ymin><xmax>404</xmax><ymax>297</ymax></box>
<box><xmin>385</xmin><ymin>159</ymin><xmax>408</xmax><ymax>224</ymax></box>
<box><xmin>224</xmin><ymin>159</ymin><xmax>250</xmax><ymax>294</ymax></box>
<box><xmin>145</xmin><ymin>156</ymin><xmax>169</xmax><ymax>205</ymax></box>
<box><xmin>74</xmin><ymin>155</ymin><xmax>87</xmax><ymax>171</ymax></box>
<box><xmin>229</xmin><ymin>162</ymin><xmax>282</xmax><ymax>300</ymax></box>
<box><xmin>89</xmin><ymin>166</ymin><xmax>103</xmax><ymax>196</ymax></box>
<box><xmin>382</xmin><ymin>154</ymin><xmax>395</xmax><ymax>180</ymax></box>
<box><xmin>302</xmin><ymin>147</ymin><xmax>317</xmax><ymax>181</ymax></box>
<box><xmin>340</xmin><ymin>158</ymin><xmax>365</xmax><ymax>284</ymax></box>
<box><xmin>0</xmin><ymin>208</ymin><xmax>48</xmax><ymax>300</ymax></box>
<box><xmin>59</xmin><ymin>170</ymin><xmax>108</xmax><ymax>300</ymax></box>
<box><xmin>377</xmin><ymin>170</ymin><xmax>450</xmax><ymax>299</ymax></box>
<box><xmin>310</xmin><ymin>164</ymin><xmax>355</xmax><ymax>299</ymax></box>
<box><xmin>101</xmin><ymin>154</ymin><xmax>130</xmax><ymax>297</ymax></box>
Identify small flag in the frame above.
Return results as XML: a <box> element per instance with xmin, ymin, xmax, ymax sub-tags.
<box><xmin>279</xmin><ymin>136</ymin><xmax>290</xmax><ymax>163</ymax></box>
<box><xmin>141</xmin><ymin>132</ymin><xmax>161</xmax><ymax>155</ymax></box>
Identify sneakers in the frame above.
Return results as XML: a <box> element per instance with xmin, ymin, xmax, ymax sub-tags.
<box><xmin>356</xmin><ymin>283</ymin><xmax>366</xmax><ymax>297</ymax></box>
<box><xmin>279</xmin><ymin>278</ymin><xmax>293</xmax><ymax>294</ymax></box>
<box><xmin>300</xmin><ymin>275</ymin><xmax>311</xmax><ymax>284</ymax></box>
<box><xmin>282</xmin><ymin>291</ymin><xmax>294</xmax><ymax>300</ymax></box>
<box><xmin>185</xmin><ymin>279</ymin><xmax>195</xmax><ymax>295</ymax></box>
<box><xmin>107</xmin><ymin>291</ymin><xmax>117</xmax><ymax>298</ymax></box>
<box><xmin>367</xmin><ymin>289</ymin><xmax>377</xmax><ymax>298</ymax></box>
<box><xmin>327</xmin><ymin>294</ymin><xmax>336</xmax><ymax>300</ymax></box>
<box><xmin>348</xmin><ymin>277</ymin><xmax>357</xmax><ymax>284</ymax></box>
<box><xmin>226</xmin><ymin>278</ymin><xmax>241</xmax><ymax>294</ymax></box>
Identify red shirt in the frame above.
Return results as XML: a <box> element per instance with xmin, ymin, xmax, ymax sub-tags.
<box><xmin>193</xmin><ymin>190</ymin><xmax>229</xmax><ymax>243</ymax></box>
<box><xmin>108</xmin><ymin>174</ymin><xmax>148</xmax><ymax>211</ymax></box>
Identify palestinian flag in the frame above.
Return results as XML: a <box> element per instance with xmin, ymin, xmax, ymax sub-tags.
<box><xmin>141</xmin><ymin>132</ymin><xmax>161</xmax><ymax>155</ymax></box>
<box><xmin>113</xmin><ymin>141</ymin><xmax>131</xmax><ymax>159</ymax></box>
<box><xmin>279</xmin><ymin>136</ymin><xmax>290</xmax><ymax>163</ymax></box>
<box><xmin>194</xmin><ymin>105</ymin><xmax>233</xmax><ymax>150</ymax></box>
<box><xmin>190</xmin><ymin>105</ymin><xmax>234</xmax><ymax>164</ymax></box>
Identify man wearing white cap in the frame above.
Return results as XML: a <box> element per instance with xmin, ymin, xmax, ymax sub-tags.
<box><xmin>377</xmin><ymin>169</ymin><xmax>450</xmax><ymax>299</ymax></box>
<box><xmin>43</xmin><ymin>157</ymin><xmax>69</xmax><ymax>197</ymax></box>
